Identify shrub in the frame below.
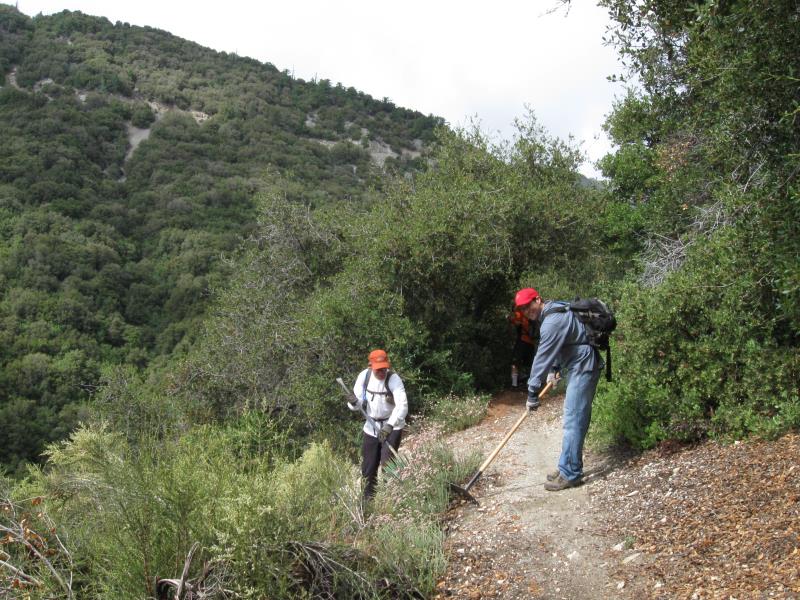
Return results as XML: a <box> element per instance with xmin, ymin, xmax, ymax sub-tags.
<box><xmin>592</xmin><ymin>215</ymin><xmax>800</xmax><ymax>449</ymax></box>
<box><xmin>37</xmin><ymin>423</ymin><xmax>248</xmax><ymax>598</ymax></box>
<box><xmin>130</xmin><ymin>103</ymin><xmax>155</xmax><ymax>128</ymax></box>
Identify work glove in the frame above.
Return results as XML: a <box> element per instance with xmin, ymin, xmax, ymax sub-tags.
<box><xmin>378</xmin><ymin>422</ymin><xmax>393</xmax><ymax>442</ymax></box>
<box><xmin>526</xmin><ymin>387</ymin><xmax>541</xmax><ymax>411</ymax></box>
<box><xmin>348</xmin><ymin>399</ymin><xmax>367</xmax><ymax>412</ymax></box>
<box><xmin>546</xmin><ymin>371</ymin><xmax>561</xmax><ymax>389</ymax></box>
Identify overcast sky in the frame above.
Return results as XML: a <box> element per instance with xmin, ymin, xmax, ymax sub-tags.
<box><xmin>12</xmin><ymin>0</ymin><xmax>627</xmax><ymax>177</ymax></box>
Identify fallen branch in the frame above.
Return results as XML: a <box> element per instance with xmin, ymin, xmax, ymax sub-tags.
<box><xmin>175</xmin><ymin>542</ymin><xmax>199</xmax><ymax>599</ymax></box>
<box><xmin>155</xmin><ymin>544</ymin><xmax>232</xmax><ymax>600</ymax></box>
<box><xmin>0</xmin><ymin>557</ymin><xmax>42</xmax><ymax>587</ymax></box>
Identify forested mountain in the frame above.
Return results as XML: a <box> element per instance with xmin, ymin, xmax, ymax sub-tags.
<box><xmin>0</xmin><ymin>5</ymin><xmax>441</xmax><ymax>470</ymax></box>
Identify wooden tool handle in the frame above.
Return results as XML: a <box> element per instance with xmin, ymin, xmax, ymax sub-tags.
<box><xmin>476</xmin><ymin>379</ymin><xmax>554</xmax><ymax>472</ymax></box>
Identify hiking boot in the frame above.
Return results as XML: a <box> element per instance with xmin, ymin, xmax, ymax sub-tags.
<box><xmin>546</xmin><ymin>470</ymin><xmax>560</xmax><ymax>482</ymax></box>
<box><xmin>544</xmin><ymin>474</ymin><xmax>582</xmax><ymax>492</ymax></box>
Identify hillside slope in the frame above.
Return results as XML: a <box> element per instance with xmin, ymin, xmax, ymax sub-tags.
<box><xmin>0</xmin><ymin>4</ymin><xmax>442</xmax><ymax>470</ymax></box>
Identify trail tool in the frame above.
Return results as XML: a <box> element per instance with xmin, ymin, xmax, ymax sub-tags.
<box><xmin>449</xmin><ymin>379</ymin><xmax>555</xmax><ymax>504</ymax></box>
<box><xmin>336</xmin><ymin>377</ymin><xmax>400</xmax><ymax>461</ymax></box>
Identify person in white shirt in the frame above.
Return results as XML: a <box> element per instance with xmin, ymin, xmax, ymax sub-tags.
<box><xmin>348</xmin><ymin>349</ymin><xmax>408</xmax><ymax>499</ymax></box>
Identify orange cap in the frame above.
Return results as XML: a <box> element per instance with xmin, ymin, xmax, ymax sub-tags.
<box><xmin>368</xmin><ymin>349</ymin><xmax>390</xmax><ymax>371</ymax></box>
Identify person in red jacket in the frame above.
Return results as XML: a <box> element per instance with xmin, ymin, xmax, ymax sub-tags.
<box><xmin>509</xmin><ymin>305</ymin><xmax>539</xmax><ymax>387</ymax></box>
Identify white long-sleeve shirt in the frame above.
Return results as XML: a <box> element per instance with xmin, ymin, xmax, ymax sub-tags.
<box><xmin>350</xmin><ymin>368</ymin><xmax>408</xmax><ymax>436</ymax></box>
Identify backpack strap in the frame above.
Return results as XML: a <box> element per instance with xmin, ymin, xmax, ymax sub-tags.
<box><xmin>541</xmin><ymin>302</ymin><xmax>569</xmax><ymax>319</ymax></box>
<box><xmin>362</xmin><ymin>369</ymin><xmax>371</xmax><ymax>402</ymax></box>
<box><xmin>362</xmin><ymin>369</ymin><xmax>395</xmax><ymax>405</ymax></box>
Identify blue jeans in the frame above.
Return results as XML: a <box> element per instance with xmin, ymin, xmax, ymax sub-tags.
<box><xmin>558</xmin><ymin>366</ymin><xmax>600</xmax><ymax>481</ymax></box>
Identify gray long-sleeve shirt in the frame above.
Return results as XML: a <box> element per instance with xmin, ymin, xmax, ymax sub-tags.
<box><xmin>527</xmin><ymin>301</ymin><xmax>600</xmax><ymax>392</ymax></box>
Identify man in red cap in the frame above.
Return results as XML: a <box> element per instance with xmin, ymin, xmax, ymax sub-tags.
<box><xmin>515</xmin><ymin>288</ymin><xmax>601</xmax><ymax>491</ymax></box>
<box><xmin>348</xmin><ymin>349</ymin><xmax>408</xmax><ymax>500</ymax></box>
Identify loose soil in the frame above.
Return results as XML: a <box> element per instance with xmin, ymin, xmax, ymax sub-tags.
<box><xmin>434</xmin><ymin>390</ymin><xmax>800</xmax><ymax>600</ymax></box>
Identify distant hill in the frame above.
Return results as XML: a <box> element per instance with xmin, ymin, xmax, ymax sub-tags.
<box><xmin>578</xmin><ymin>173</ymin><xmax>604</xmax><ymax>190</ymax></box>
<box><xmin>0</xmin><ymin>5</ymin><xmax>443</xmax><ymax>470</ymax></box>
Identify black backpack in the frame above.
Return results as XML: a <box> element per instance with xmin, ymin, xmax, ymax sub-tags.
<box><xmin>548</xmin><ymin>298</ymin><xmax>617</xmax><ymax>381</ymax></box>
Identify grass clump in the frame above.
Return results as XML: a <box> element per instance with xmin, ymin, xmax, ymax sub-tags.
<box><xmin>6</xmin><ymin>412</ymin><xmax>480</xmax><ymax>599</ymax></box>
<box><xmin>426</xmin><ymin>393</ymin><xmax>489</xmax><ymax>433</ymax></box>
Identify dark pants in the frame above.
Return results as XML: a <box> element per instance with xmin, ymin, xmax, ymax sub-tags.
<box><xmin>361</xmin><ymin>428</ymin><xmax>403</xmax><ymax>499</ymax></box>
<box><xmin>512</xmin><ymin>339</ymin><xmax>536</xmax><ymax>377</ymax></box>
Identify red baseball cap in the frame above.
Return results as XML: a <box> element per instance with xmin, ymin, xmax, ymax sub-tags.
<box><xmin>514</xmin><ymin>288</ymin><xmax>539</xmax><ymax>308</ymax></box>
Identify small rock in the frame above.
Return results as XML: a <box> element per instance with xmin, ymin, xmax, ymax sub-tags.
<box><xmin>622</xmin><ymin>552</ymin><xmax>642</xmax><ymax>564</ymax></box>
<box><xmin>617</xmin><ymin>581</ymin><xmax>626</xmax><ymax>590</ymax></box>
<box><xmin>613</xmin><ymin>542</ymin><xmax>625</xmax><ymax>552</ymax></box>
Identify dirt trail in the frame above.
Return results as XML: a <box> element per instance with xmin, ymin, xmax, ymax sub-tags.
<box><xmin>434</xmin><ymin>390</ymin><xmax>800</xmax><ymax>599</ymax></box>
<box><xmin>436</xmin><ymin>390</ymin><xmax>641</xmax><ymax>599</ymax></box>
